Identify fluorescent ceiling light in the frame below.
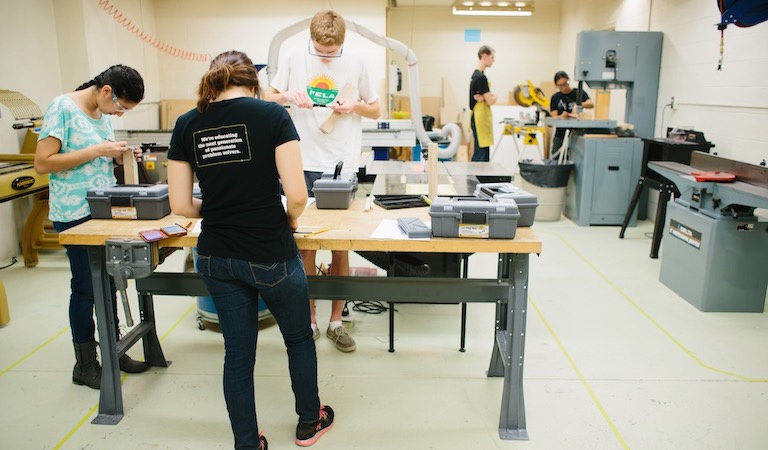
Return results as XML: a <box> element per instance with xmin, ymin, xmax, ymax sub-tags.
<box><xmin>451</xmin><ymin>1</ymin><xmax>534</xmax><ymax>16</ymax></box>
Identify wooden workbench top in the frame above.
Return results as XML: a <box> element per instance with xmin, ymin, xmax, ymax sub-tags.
<box><xmin>59</xmin><ymin>197</ymin><xmax>542</xmax><ymax>254</ymax></box>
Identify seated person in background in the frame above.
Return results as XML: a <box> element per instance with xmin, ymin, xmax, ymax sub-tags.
<box><xmin>550</xmin><ymin>70</ymin><xmax>594</xmax><ymax>155</ymax></box>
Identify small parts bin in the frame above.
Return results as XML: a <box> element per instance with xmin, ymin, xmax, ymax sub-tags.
<box><xmin>312</xmin><ymin>173</ymin><xmax>358</xmax><ymax>209</ymax></box>
<box><xmin>429</xmin><ymin>197</ymin><xmax>520</xmax><ymax>239</ymax></box>
<box><xmin>473</xmin><ymin>182</ymin><xmax>538</xmax><ymax>226</ymax></box>
<box><xmin>86</xmin><ymin>184</ymin><xmax>170</xmax><ymax>220</ymax></box>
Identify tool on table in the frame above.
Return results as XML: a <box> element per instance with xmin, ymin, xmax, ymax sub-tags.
<box><xmin>373</xmin><ymin>195</ymin><xmax>430</xmax><ymax>210</ymax></box>
<box><xmin>297</xmin><ymin>227</ymin><xmax>330</xmax><ymax>238</ymax></box>
<box><xmin>364</xmin><ymin>194</ymin><xmax>373</xmax><ymax>211</ymax></box>
<box><xmin>105</xmin><ymin>239</ymin><xmax>156</xmax><ymax>327</ymax></box>
<box><xmin>312</xmin><ymin>166</ymin><xmax>357</xmax><ymax>209</ymax></box>
<box><xmin>397</xmin><ymin>217</ymin><xmax>431</xmax><ymax>238</ymax></box>
<box><xmin>319</xmin><ymin>83</ymin><xmax>355</xmax><ymax>134</ymax></box>
<box><xmin>333</xmin><ymin>161</ymin><xmax>343</xmax><ymax>179</ymax></box>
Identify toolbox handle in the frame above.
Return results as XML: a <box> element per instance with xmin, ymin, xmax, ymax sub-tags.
<box><xmin>461</xmin><ymin>211</ymin><xmax>488</xmax><ymax>224</ymax></box>
<box><xmin>456</xmin><ymin>196</ymin><xmax>492</xmax><ymax>203</ymax></box>
<box><xmin>109</xmin><ymin>194</ymin><xmax>133</xmax><ymax>207</ymax></box>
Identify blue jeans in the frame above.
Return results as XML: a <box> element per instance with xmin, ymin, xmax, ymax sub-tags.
<box><xmin>196</xmin><ymin>252</ymin><xmax>320</xmax><ymax>450</ymax></box>
<box><xmin>304</xmin><ymin>171</ymin><xmax>323</xmax><ymax>197</ymax></box>
<box><xmin>54</xmin><ymin>216</ymin><xmax>118</xmax><ymax>343</ymax></box>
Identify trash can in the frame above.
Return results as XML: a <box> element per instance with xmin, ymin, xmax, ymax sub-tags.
<box><xmin>517</xmin><ymin>160</ymin><xmax>574</xmax><ymax>221</ymax></box>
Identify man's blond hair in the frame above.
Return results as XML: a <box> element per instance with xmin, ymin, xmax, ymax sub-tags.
<box><xmin>310</xmin><ymin>10</ymin><xmax>345</xmax><ymax>46</ymax></box>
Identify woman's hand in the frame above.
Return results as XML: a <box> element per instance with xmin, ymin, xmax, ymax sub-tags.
<box><xmin>101</xmin><ymin>140</ymin><xmax>132</xmax><ymax>159</ymax></box>
<box><xmin>112</xmin><ymin>144</ymin><xmax>142</xmax><ymax>165</ymax></box>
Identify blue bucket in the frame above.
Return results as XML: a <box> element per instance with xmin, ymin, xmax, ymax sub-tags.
<box><xmin>193</xmin><ymin>249</ymin><xmax>271</xmax><ymax>330</ymax></box>
<box><xmin>196</xmin><ymin>295</ymin><xmax>271</xmax><ymax>324</ymax></box>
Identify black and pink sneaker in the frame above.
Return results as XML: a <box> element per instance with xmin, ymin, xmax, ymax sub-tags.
<box><xmin>259</xmin><ymin>432</ymin><xmax>268</xmax><ymax>450</ymax></box>
<box><xmin>295</xmin><ymin>405</ymin><xmax>334</xmax><ymax>447</ymax></box>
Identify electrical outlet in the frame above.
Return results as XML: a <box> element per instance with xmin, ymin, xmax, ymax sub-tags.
<box><xmin>670</xmin><ymin>96</ymin><xmax>676</xmax><ymax>110</ymax></box>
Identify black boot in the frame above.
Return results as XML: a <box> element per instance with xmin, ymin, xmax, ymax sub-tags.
<box><xmin>115</xmin><ymin>328</ymin><xmax>149</xmax><ymax>374</ymax></box>
<box><xmin>119</xmin><ymin>354</ymin><xmax>149</xmax><ymax>373</ymax></box>
<box><xmin>73</xmin><ymin>341</ymin><xmax>101</xmax><ymax>389</ymax></box>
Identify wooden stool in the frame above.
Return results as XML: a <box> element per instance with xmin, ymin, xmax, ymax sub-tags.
<box><xmin>0</xmin><ymin>277</ymin><xmax>9</xmax><ymax>327</ymax></box>
<box><xmin>21</xmin><ymin>192</ymin><xmax>63</xmax><ymax>267</ymax></box>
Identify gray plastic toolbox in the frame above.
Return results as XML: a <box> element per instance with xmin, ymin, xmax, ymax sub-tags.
<box><xmin>312</xmin><ymin>173</ymin><xmax>357</xmax><ymax>209</ymax></box>
<box><xmin>86</xmin><ymin>184</ymin><xmax>171</xmax><ymax>220</ymax></box>
<box><xmin>429</xmin><ymin>197</ymin><xmax>520</xmax><ymax>239</ymax></box>
<box><xmin>473</xmin><ymin>182</ymin><xmax>538</xmax><ymax>227</ymax></box>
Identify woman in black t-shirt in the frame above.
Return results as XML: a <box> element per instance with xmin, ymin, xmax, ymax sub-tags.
<box><xmin>167</xmin><ymin>50</ymin><xmax>334</xmax><ymax>450</ymax></box>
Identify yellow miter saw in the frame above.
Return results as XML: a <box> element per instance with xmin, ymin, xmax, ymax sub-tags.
<box><xmin>493</xmin><ymin>81</ymin><xmax>551</xmax><ymax>161</ymax></box>
<box><xmin>513</xmin><ymin>80</ymin><xmax>549</xmax><ymax>113</ymax></box>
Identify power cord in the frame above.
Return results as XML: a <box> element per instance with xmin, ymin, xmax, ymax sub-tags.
<box><xmin>659</xmin><ymin>103</ymin><xmax>671</xmax><ymax>138</ymax></box>
<box><xmin>313</xmin><ymin>263</ymin><xmax>392</xmax><ymax>315</ymax></box>
<box><xmin>0</xmin><ymin>256</ymin><xmax>19</xmax><ymax>270</ymax></box>
<box><xmin>349</xmin><ymin>301</ymin><xmax>391</xmax><ymax>315</ymax></box>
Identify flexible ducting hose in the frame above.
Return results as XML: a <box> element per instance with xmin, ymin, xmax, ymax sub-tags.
<box><xmin>266</xmin><ymin>18</ymin><xmax>460</xmax><ymax>159</ymax></box>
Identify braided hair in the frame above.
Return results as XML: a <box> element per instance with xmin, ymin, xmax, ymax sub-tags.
<box><xmin>75</xmin><ymin>65</ymin><xmax>144</xmax><ymax>103</ymax></box>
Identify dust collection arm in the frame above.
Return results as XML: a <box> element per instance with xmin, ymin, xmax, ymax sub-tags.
<box><xmin>266</xmin><ymin>18</ymin><xmax>460</xmax><ymax>159</ymax></box>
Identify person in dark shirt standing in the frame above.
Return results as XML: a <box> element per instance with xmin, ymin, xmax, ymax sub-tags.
<box><xmin>469</xmin><ymin>45</ymin><xmax>497</xmax><ymax>162</ymax></box>
<box><xmin>167</xmin><ymin>50</ymin><xmax>334</xmax><ymax>450</ymax></box>
<box><xmin>549</xmin><ymin>70</ymin><xmax>594</xmax><ymax>155</ymax></box>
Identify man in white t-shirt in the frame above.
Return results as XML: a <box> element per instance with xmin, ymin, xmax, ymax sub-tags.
<box><xmin>266</xmin><ymin>10</ymin><xmax>381</xmax><ymax>352</ymax></box>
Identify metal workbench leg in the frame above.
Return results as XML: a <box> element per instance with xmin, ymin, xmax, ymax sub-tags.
<box><xmin>649</xmin><ymin>184</ymin><xmax>673</xmax><ymax>259</ymax></box>
<box><xmin>87</xmin><ymin>246</ymin><xmax>124</xmax><ymax>425</ymax></box>
<box><xmin>619</xmin><ymin>176</ymin><xmax>645</xmax><ymax>238</ymax></box>
<box><xmin>496</xmin><ymin>253</ymin><xmax>529</xmax><ymax>440</ymax></box>
<box><xmin>459</xmin><ymin>253</ymin><xmax>469</xmax><ymax>352</ymax></box>
<box><xmin>138</xmin><ymin>292</ymin><xmax>170</xmax><ymax>367</ymax></box>
<box><xmin>388</xmin><ymin>253</ymin><xmax>396</xmax><ymax>353</ymax></box>
<box><xmin>488</xmin><ymin>253</ymin><xmax>508</xmax><ymax>376</ymax></box>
